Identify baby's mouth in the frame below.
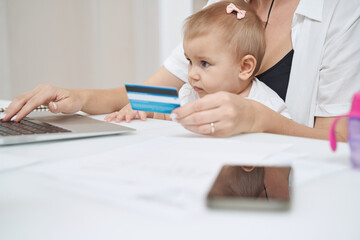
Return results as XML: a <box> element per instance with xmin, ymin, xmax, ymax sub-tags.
<box><xmin>193</xmin><ymin>86</ymin><xmax>204</xmax><ymax>92</ymax></box>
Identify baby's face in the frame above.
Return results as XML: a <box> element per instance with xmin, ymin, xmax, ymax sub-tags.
<box><xmin>183</xmin><ymin>33</ymin><xmax>245</xmax><ymax>98</ymax></box>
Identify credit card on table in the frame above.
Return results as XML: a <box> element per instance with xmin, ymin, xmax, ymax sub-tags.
<box><xmin>125</xmin><ymin>84</ymin><xmax>180</xmax><ymax>114</ymax></box>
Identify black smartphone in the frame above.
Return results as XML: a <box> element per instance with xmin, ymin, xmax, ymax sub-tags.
<box><xmin>206</xmin><ymin>165</ymin><xmax>292</xmax><ymax>211</ymax></box>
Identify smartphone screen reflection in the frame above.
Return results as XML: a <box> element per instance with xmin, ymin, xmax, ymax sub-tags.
<box><xmin>207</xmin><ymin>165</ymin><xmax>291</xmax><ymax>210</ymax></box>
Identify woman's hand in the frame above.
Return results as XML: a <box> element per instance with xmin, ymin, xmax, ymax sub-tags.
<box><xmin>1</xmin><ymin>84</ymin><xmax>84</xmax><ymax>122</ymax></box>
<box><xmin>104</xmin><ymin>103</ymin><xmax>149</xmax><ymax>123</ymax></box>
<box><xmin>172</xmin><ymin>91</ymin><xmax>342</xmax><ymax>140</ymax></box>
<box><xmin>171</xmin><ymin>91</ymin><xmax>260</xmax><ymax>137</ymax></box>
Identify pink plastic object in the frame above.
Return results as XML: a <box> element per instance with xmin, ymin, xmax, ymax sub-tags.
<box><xmin>349</xmin><ymin>92</ymin><xmax>360</xmax><ymax>118</ymax></box>
<box><xmin>329</xmin><ymin>92</ymin><xmax>360</xmax><ymax>150</ymax></box>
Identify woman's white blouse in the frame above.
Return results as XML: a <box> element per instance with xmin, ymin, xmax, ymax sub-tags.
<box><xmin>163</xmin><ymin>0</ymin><xmax>360</xmax><ymax>127</ymax></box>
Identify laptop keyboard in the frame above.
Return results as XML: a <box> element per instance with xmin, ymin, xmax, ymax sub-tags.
<box><xmin>0</xmin><ymin>118</ymin><xmax>71</xmax><ymax>136</ymax></box>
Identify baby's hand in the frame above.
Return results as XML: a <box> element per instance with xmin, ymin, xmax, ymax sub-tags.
<box><xmin>104</xmin><ymin>103</ymin><xmax>148</xmax><ymax>123</ymax></box>
<box><xmin>153</xmin><ymin>113</ymin><xmax>172</xmax><ymax>121</ymax></box>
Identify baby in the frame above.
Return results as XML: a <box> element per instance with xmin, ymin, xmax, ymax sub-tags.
<box><xmin>106</xmin><ymin>1</ymin><xmax>289</xmax><ymax>123</ymax></box>
<box><xmin>178</xmin><ymin>0</ymin><xmax>289</xmax><ymax>118</ymax></box>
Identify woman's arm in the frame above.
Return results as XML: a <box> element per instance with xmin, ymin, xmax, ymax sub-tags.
<box><xmin>2</xmin><ymin>66</ymin><xmax>184</xmax><ymax>122</ymax></box>
<box><xmin>173</xmin><ymin>0</ymin><xmax>358</xmax><ymax>140</ymax></box>
<box><xmin>255</xmin><ymin>101</ymin><xmax>348</xmax><ymax>141</ymax></box>
<box><xmin>172</xmin><ymin>92</ymin><xmax>348</xmax><ymax>141</ymax></box>
<box><xmin>82</xmin><ymin>66</ymin><xmax>184</xmax><ymax>114</ymax></box>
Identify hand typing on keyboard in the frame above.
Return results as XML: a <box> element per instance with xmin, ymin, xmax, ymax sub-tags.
<box><xmin>0</xmin><ymin>84</ymin><xmax>84</xmax><ymax>122</ymax></box>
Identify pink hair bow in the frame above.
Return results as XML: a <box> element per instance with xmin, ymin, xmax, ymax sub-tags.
<box><xmin>226</xmin><ymin>3</ymin><xmax>246</xmax><ymax>19</ymax></box>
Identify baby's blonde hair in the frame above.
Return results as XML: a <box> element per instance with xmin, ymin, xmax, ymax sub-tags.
<box><xmin>183</xmin><ymin>1</ymin><xmax>265</xmax><ymax>75</ymax></box>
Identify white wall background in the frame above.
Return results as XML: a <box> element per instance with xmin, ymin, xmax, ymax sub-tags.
<box><xmin>0</xmin><ymin>0</ymin><xmax>10</xmax><ymax>99</ymax></box>
<box><xmin>159</xmin><ymin>0</ymin><xmax>192</xmax><ymax>64</ymax></box>
<box><xmin>0</xmin><ymin>0</ymin><xmax>207</xmax><ymax>100</ymax></box>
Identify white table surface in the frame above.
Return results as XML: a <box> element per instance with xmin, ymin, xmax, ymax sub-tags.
<box><xmin>0</xmin><ymin>100</ymin><xmax>359</xmax><ymax>240</ymax></box>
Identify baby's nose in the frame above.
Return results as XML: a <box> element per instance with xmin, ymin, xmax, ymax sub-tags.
<box><xmin>188</xmin><ymin>67</ymin><xmax>200</xmax><ymax>81</ymax></box>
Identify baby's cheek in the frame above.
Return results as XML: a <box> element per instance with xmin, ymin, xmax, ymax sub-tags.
<box><xmin>205</xmin><ymin>82</ymin><xmax>223</xmax><ymax>94</ymax></box>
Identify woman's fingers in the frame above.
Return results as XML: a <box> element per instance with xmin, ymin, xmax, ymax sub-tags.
<box><xmin>174</xmin><ymin>92</ymin><xmax>231</xmax><ymax>125</ymax></box>
<box><xmin>48</xmin><ymin>90</ymin><xmax>82</xmax><ymax>114</ymax></box>
<box><xmin>182</xmin><ymin>120</ymin><xmax>231</xmax><ymax>137</ymax></box>
<box><xmin>173</xmin><ymin>93</ymin><xmax>222</xmax><ymax>120</ymax></box>
<box><xmin>2</xmin><ymin>95</ymin><xmax>30</xmax><ymax>122</ymax></box>
<box><xmin>3</xmin><ymin>85</ymin><xmax>54</xmax><ymax>121</ymax></box>
<box><xmin>174</xmin><ymin>94</ymin><xmax>228</xmax><ymax>136</ymax></box>
<box><xmin>2</xmin><ymin>85</ymin><xmax>83</xmax><ymax>122</ymax></box>
<box><xmin>177</xmin><ymin>106</ymin><xmax>221</xmax><ymax>126</ymax></box>
<box><xmin>179</xmin><ymin>110</ymin><xmax>232</xmax><ymax>137</ymax></box>
<box><xmin>173</xmin><ymin>92</ymin><xmax>257</xmax><ymax>137</ymax></box>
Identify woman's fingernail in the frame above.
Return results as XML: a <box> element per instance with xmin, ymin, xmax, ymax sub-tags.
<box><xmin>0</xmin><ymin>113</ymin><xmax>6</xmax><ymax>120</ymax></box>
<box><xmin>170</xmin><ymin>113</ymin><xmax>178</xmax><ymax>122</ymax></box>
<box><xmin>10</xmin><ymin>115</ymin><xmax>17</xmax><ymax>121</ymax></box>
<box><xmin>52</xmin><ymin>102</ymin><xmax>57</xmax><ymax>110</ymax></box>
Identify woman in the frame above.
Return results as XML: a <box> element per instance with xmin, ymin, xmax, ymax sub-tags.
<box><xmin>2</xmin><ymin>0</ymin><xmax>359</xmax><ymax>140</ymax></box>
<box><xmin>167</xmin><ymin>0</ymin><xmax>360</xmax><ymax>139</ymax></box>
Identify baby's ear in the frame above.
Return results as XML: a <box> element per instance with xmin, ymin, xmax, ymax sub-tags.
<box><xmin>238</xmin><ymin>55</ymin><xmax>256</xmax><ymax>81</ymax></box>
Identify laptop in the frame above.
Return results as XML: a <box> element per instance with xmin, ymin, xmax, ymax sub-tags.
<box><xmin>0</xmin><ymin>111</ymin><xmax>135</xmax><ymax>146</ymax></box>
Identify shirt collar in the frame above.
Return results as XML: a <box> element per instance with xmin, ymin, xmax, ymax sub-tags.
<box><xmin>294</xmin><ymin>0</ymin><xmax>324</xmax><ymax>22</ymax></box>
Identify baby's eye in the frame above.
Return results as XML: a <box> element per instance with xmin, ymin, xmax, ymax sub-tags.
<box><xmin>201</xmin><ymin>61</ymin><xmax>210</xmax><ymax>67</ymax></box>
<box><xmin>186</xmin><ymin>58</ymin><xmax>192</xmax><ymax>65</ymax></box>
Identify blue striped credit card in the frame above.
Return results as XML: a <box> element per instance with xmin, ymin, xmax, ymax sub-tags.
<box><xmin>125</xmin><ymin>84</ymin><xmax>180</xmax><ymax>114</ymax></box>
